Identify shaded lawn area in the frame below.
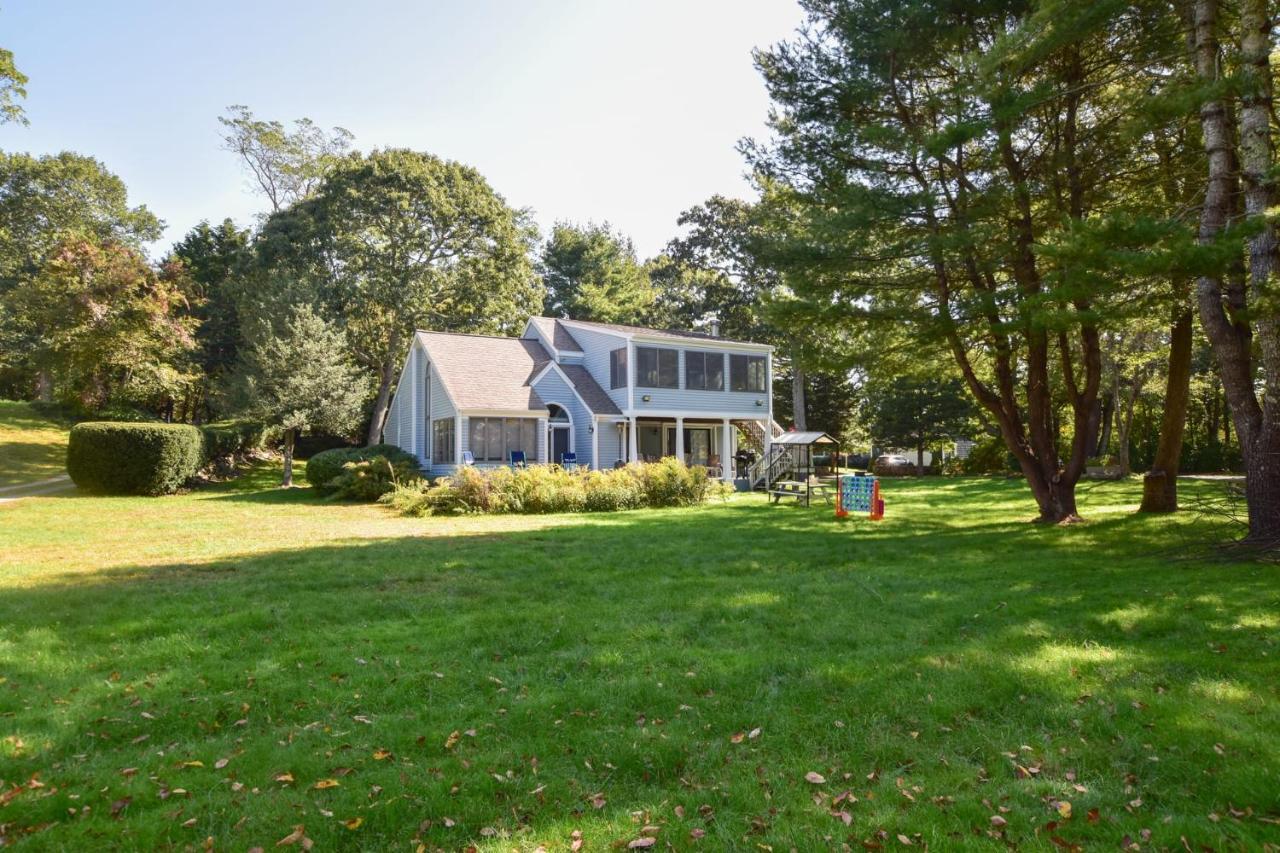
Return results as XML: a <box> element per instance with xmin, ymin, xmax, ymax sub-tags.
<box><xmin>0</xmin><ymin>469</ymin><xmax>1277</xmax><ymax>850</ymax></box>
<box><xmin>0</xmin><ymin>401</ymin><xmax>70</xmax><ymax>487</ymax></box>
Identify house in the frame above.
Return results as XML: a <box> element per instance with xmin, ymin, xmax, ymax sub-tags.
<box><xmin>381</xmin><ymin>317</ymin><xmax>776</xmax><ymax>481</ymax></box>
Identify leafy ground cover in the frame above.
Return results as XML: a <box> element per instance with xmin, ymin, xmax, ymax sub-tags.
<box><xmin>0</xmin><ymin>401</ymin><xmax>70</xmax><ymax>487</ymax></box>
<box><xmin>0</xmin><ymin>467</ymin><xmax>1276</xmax><ymax>850</ymax></box>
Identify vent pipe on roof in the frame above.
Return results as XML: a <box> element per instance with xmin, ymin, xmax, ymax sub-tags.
<box><xmin>709</xmin><ymin>319</ymin><xmax>720</xmax><ymax>337</ymax></box>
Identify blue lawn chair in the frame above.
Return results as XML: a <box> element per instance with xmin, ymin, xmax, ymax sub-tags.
<box><xmin>509</xmin><ymin>450</ymin><xmax>527</xmax><ymax>468</ymax></box>
<box><xmin>461</xmin><ymin>450</ymin><xmax>475</xmax><ymax>466</ymax></box>
<box><xmin>560</xmin><ymin>451</ymin><xmax>578</xmax><ymax>470</ymax></box>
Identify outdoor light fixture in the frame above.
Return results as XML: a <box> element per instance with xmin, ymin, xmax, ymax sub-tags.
<box><xmin>755</xmin><ymin>399</ymin><xmax>764</xmax><ymax>406</ymax></box>
<box><xmin>588</xmin><ymin>424</ymin><xmax>595</xmax><ymax>434</ymax></box>
<box><xmin>642</xmin><ymin>394</ymin><xmax>652</xmax><ymax>402</ymax></box>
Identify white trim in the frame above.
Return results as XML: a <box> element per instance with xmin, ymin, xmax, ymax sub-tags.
<box><xmin>454</xmin><ymin>414</ymin><xmax>463</xmax><ymax>467</ymax></box>
<box><xmin>410</xmin><ymin>347</ymin><xmax>419</xmax><ymax>458</ymax></box>
<box><xmin>457</xmin><ymin>408</ymin><xmax>547</xmax><ymax>418</ymax></box>
<box><xmin>619</xmin><ymin>409</ymin><xmax>762</xmax><ymax>420</ymax></box>
<box><xmin>591</xmin><ymin>419</ymin><xmax>600</xmax><ymax>470</ymax></box>
<box><xmin>626</xmin><ymin>340</ymin><xmax>635</xmax><ymax>412</ymax></box>
<box><xmin>544</xmin><ymin>400</ymin><xmax>576</xmax><ymax>465</ymax></box>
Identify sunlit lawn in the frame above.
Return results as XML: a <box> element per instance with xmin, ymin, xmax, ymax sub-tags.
<box><xmin>0</xmin><ymin>401</ymin><xmax>70</xmax><ymax>487</ymax></box>
<box><xmin>0</xmin><ymin>467</ymin><xmax>1276</xmax><ymax>850</ymax></box>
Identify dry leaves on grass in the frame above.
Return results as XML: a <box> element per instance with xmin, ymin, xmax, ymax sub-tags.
<box><xmin>805</xmin><ymin>771</ymin><xmax>827</xmax><ymax>784</ymax></box>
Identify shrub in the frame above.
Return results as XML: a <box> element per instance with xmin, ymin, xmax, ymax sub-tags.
<box><xmin>327</xmin><ymin>455</ymin><xmax>423</xmax><ymax>501</ymax></box>
<box><xmin>378</xmin><ymin>459</ymin><xmax>732</xmax><ymax>517</ymax></box>
<box><xmin>305</xmin><ymin>444</ymin><xmax>418</xmax><ymax>492</ymax></box>
<box><xmin>67</xmin><ymin>422</ymin><xmax>205</xmax><ymax>495</ymax></box>
<box><xmin>199</xmin><ymin>421</ymin><xmax>264</xmax><ymax>465</ymax></box>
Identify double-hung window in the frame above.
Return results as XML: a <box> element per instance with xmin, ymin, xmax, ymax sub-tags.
<box><xmin>729</xmin><ymin>354</ymin><xmax>767</xmax><ymax>392</ymax></box>
<box><xmin>636</xmin><ymin>346</ymin><xmax>679</xmax><ymax>389</ymax></box>
<box><xmin>685</xmin><ymin>351</ymin><xmax>725</xmax><ymax>391</ymax></box>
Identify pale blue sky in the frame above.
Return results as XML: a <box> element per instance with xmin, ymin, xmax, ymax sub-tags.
<box><xmin>0</xmin><ymin>0</ymin><xmax>804</xmax><ymax>258</ymax></box>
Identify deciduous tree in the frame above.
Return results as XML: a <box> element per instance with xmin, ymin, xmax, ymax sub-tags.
<box><xmin>539</xmin><ymin>222</ymin><xmax>654</xmax><ymax>324</ymax></box>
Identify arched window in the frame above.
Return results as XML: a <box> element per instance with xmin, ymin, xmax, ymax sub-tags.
<box><xmin>548</xmin><ymin>404</ymin><xmax>570</xmax><ymax>423</ymax></box>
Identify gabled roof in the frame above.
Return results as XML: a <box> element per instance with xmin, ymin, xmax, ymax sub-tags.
<box><xmin>774</xmin><ymin>431</ymin><xmax>838</xmax><ymax>446</ymax></box>
<box><xmin>557</xmin><ymin>317</ymin><xmax>772</xmax><ymax>350</ymax></box>
<box><xmin>557</xmin><ymin>364</ymin><xmax>621</xmax><ymax>415</ymax></box>
<box><xmin>525</xmin><ymin>317</ymin><xmax>584</xmax><ymax>354</ymax></box>
<box><xmin>415</xmin><ymin>331</ymin><xmax>550</xmax><ymax>413</ymax></box>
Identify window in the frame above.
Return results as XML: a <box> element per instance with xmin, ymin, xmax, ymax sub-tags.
<box><xmin>431</xmin><ymin>418</ymin><xmax>455</xmax><ymax>464</ymax></box>
<box><xmin>609</xmin><ymin>347</ymin><xmax>627</xmax><ymax>389</ymax></box>
<box><xmin>636</xmin><ymin>346</ymin><xmax>679</xmax><ymax>389</ymax></box>
<box><xmin>469</xmin><ymin>417</ymin><xmax>537</xmax><ymax>462</ymax></box>
<box><xmin>685</xmin><ymin>351</ymin><xmax>725</xmax><ymax>391</ymax></box>
<box><xmin>730</xmin><ymin>354</ymin><xmax>767</xmax><ymax>392</ymax></box>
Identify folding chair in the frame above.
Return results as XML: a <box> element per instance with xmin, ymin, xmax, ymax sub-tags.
<box><xmin>509</xmin><ymin>450</ymin><xmax>527</xmax><ymax>468</ymax></box>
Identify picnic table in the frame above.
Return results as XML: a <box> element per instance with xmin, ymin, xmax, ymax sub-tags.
<box><xmin>769</xmin><ymin>479</ymin><xmax>836</xmax><ymax>506</ymax></box>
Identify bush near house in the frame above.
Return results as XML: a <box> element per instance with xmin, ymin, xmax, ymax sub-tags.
<box><xmin>304</xmin><ymin>444</ymin><xmax>420</xmax><ymax>493</ymax></box>
<box><xmin>382</xmin><ymin>457</ymin><xmax>732</xmax><ymax>516</ymax></box>
<box><xmin>326</xmin><ymin>455</ymin><xmax>423</xmax><ymax>501</ymax></box>
<box><xmin>198</xmin><ymin>421</ymin><xmax>265</xmax><ymax>464</ymax></box>
<box><xmin>67</xmin><ymin>422</ymin><xmax>206</xmax><ymax>495</ymax></box>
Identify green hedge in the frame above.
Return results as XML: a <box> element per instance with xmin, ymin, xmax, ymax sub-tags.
<box><xmin>67</xmin><ymin>422</ymin><xmax>205</xmax><ymax>495</ymax></box>
<box><xmin>305</xmin><ymin>444</ymin><xmax>419</xmax><ymax>492</ymax></box>
<box><xmin>199</xmin><ymin>422</ymin><xmax>263</xmax><ymax>464</ymax></box>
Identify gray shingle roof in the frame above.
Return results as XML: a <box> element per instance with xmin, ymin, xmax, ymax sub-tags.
<box><xmin>416</xmin><ymin>331</ymin><xmax>551</xmax><ymax>412</ymax></box>
<box><xmin>527</xmin><ymin>317</ymin><xmax>584</xmax><ymax>353</ymax></box>
<box><xmin>558</xmin><ymin>318</ymin><xmax>768</xmax><ymax>348</ymax></box>
<box><xmin>558</xmin><ymin>364</ymin><xmax>621</xmax><ymax>415</ymax></box>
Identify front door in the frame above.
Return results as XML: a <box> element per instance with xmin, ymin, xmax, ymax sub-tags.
<box><xmin>551</xmin><ymin>427</ymin><xmax>570</xmax><ymax>464</ymax></box>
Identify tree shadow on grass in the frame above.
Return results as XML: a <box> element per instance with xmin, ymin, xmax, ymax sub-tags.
<box><xmin>1</xmin><ymin>489</ymin><xmax>1276</xmax><ymax>849</ymax></box>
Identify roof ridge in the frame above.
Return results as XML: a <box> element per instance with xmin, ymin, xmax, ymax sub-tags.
<box><xmin>417</xmin><ymin>329</ymin><xmax>530</xmax><ymax>342</ymax></box>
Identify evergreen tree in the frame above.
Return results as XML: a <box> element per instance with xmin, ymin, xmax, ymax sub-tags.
<box><xmin>539</xmin><ymin>222</ymin><xmax>654</xmax><ymax>324</ymax></box>
<box><xmin>234</xmin><ymin>305</ymin><xmax>366</xmax><ymax>486</ymax></box>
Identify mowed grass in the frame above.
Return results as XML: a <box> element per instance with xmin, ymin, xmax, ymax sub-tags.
<box><xmin>0</xmin><ymin>469</ymin><xmax>1277</xmax><ymax>850</ymax></box>
<box><xmin>0</xmin><ymin>401</ymin><xmax>70</xmax><ymax>487</ymax></box>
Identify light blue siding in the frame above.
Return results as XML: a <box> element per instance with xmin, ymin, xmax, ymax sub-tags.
<box><xmin>596</xmin><ymin>420</ymin><xmax>624</xmax><ymax>468</ymax></box>
<box><xmin>532</xmin><ymin>368</ymin><xmax>593</xmax><ymax>468</ymax></box>
<box><xmin>560</xmin><ymin>324</ymin><xmax>629</xmax><ymax>411</ymax></box>
<box><xmin>632</xmin><ymin>346</ymin><xmax>770</xmax><ymax>415</ymax></box>
<box><xmin>424</xmin><ymin>348</ymin><xmax>459</xmax><ymax>475</ymax></box>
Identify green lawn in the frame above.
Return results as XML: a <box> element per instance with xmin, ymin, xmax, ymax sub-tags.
<box><xmin>0</xmin><ymin>469</ymin><xmax>1276</xmax><ymax>850</ymax></box>
<box><xmin>0</xmin><ymin>401</ymin><xmax>70</xmax><ymax>487</ymax></box>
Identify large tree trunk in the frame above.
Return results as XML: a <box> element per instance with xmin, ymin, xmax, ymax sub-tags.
<box><xmin>1094</xmin><ymin>390</ymin><xmax>1113</xmax><ymax>456</ymax></box>
<box><xmin>1191</xmin><ymin>0</ymin><xmax>1280</xmax><ymax>547</ymax></box>
<box><xmin>1140</xmin><ymin>309</ymin><xmax>1194</xmax><ymax>512</ymax></box>
<box><xmin>367</xmin><ymin>355</ymin><xmax>397</xmax><ymax>446</ymax></box>
<box><xmin>791</xmin><ymin>353</ymin><xmax>807</xmax><ymax>431</ymax></box>
<box><xmin>281</xmin><ymin>427</ymin><xmax>296</xmax><ymax>487</ymax></box>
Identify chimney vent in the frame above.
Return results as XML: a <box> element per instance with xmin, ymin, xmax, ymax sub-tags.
<box><xmin>709</xmin><ymin>320</ymin><xmax>720</xmax><ymax>337</ymax></box>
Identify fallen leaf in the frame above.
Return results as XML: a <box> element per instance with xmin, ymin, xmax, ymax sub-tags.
<box><xmin>748</xmin><ymin>727</ymin><xmax>761</xmax><ymax>739</ymax></box>
<box><xmin>372</xmin><ymin>749</ymin><xmax>392</xmax><ymax>761</ymax></box>
<box><xmin>180</xmin><ymin>760</ymin><xmax>204</xmax><ymax>768</ymax></box>
<box><xmin>274</xmin><ymin>773</ymin><xmax>294</xmax><ymax>785</ymax></box>
<box><xmin>276</xmin><ymin>825</ymin><xmax>308</xmax><ymax>847</ymax></box>
<box><xmin>344</xmin><ymin>817</ymin><xmax>363</xmax><ymax>830</ymax></box>
<box><xmin>110</xmin><ymin>796</ymin><xmax>132</xmax><ymax>818</ymax></box>
<box><xmin>313</xmin><ymin>779</ymin><xmax>340</xmax><ymax>790</ymax></box>
<box><xmin>897</xmin><ymin>834</ymin><xmax>913</xmax><ymax>846</ymax></box>
<box><xmin>628</xmin><ymin>839</ymin><xmax>657</xmax><ymax>849</ymax></box>
<box><xmin>805</xmin><ymin>772</ymin><xmax>827</xmax><ymax>784</ymax></box>
<box><xmin>990</xmin><ymin>815</ymin><xmax>1007</xmax><ymax>827</ymax></box>
<box><xmin>445</xmin><ymin>730</ymin><xmax>461</xmax><ymax>749</ymax></box>
<box><xmin>690</xmin><ymin>828</ymin><xmax>706</xmax><ymax>839</ymax></box>
<box><xmin>214</xmin><ymin>758</ymin><xmax>229</xmax><ymax>770</ymax></box>
<box><xmin>1057</xmin><ymin>801</ymin><xmax>1073</xmax><ymax>819</ymax></box>
<box><xmin>730</xmin><ymin>732</ymin><xmax>745</xmax><ymax>744</ymax></box>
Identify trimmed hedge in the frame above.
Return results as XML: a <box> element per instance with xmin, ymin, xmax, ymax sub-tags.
<box><xmin>305</xmin><ymin>444</ymin><xmax>419</xmax><ymax>493</ymax></box>
<box><xmin>199</xmin><ymin>421</ymin><xmax>264</xmax><ymax>463</ymax></box>
<box><xmin>68</xmin><ymin>422</ymin><xmax>205</xmax><ymax>495</ymax></box>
